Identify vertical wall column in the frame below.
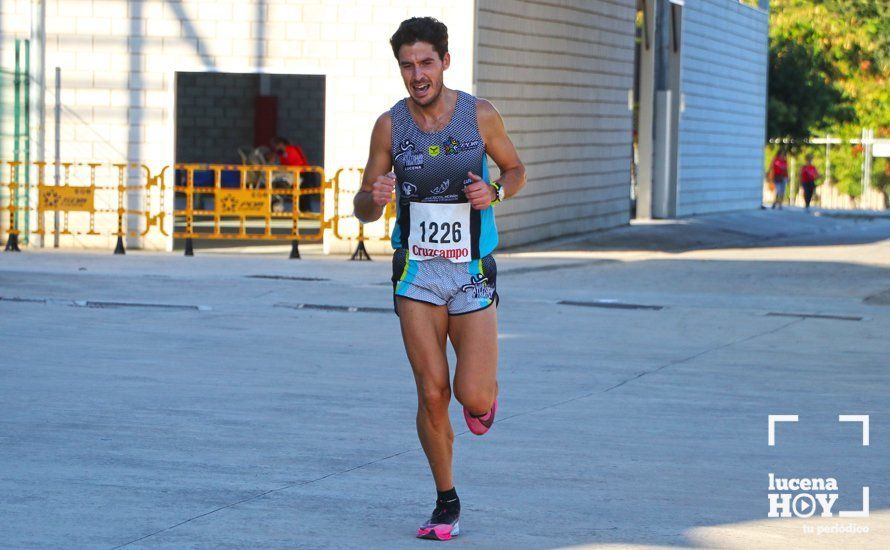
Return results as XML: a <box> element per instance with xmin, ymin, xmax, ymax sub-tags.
<box><xmin>636</xmin><ymin>0</ymin><xmax>657</xmax><ymax>220</ymax></box>
<box><xmin>651</xmin><ymin>0</ymin><xmax>682</xmax><ymax>219</ymax></box>
<box><xmin>31</xmin><ymin>0</ymin><xmax>47</xmax><ymax>246</ymax></box>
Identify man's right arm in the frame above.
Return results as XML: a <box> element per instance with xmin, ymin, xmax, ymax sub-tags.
<box><xmin>354</xmin><ymin>113</ymin><xmax>394</xmax><ymax>223</ymax></box>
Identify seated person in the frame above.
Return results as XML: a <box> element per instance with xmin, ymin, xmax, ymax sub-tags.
<box><xmin>271</xmin><ymin>137</ymin><xmax>309</xmax><ymax>167</ymax></box>
<box><xmin>270</xmin><ymin>137</ymin><xmax>319</xmax><ymax>213</ymax></box>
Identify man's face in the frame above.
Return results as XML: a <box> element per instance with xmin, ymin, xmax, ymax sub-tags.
<box><xmin>397</xmin><ymin>42</ymin><xmax>450</xmax><ymax>108</ymax></box>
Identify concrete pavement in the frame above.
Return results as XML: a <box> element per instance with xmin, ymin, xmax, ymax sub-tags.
<box><xmin>1</xmin><ymin>207</ymin><xmax>888</xmax><ymax>549</ymax></box>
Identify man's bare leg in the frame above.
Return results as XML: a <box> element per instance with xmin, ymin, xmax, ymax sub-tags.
<box><xmin>397</xmin><ymin>297</ymin><xmax>454</xmax><ymax>490</ymax></box>
<box><xmin>450</xmin><ymin>304</ymin><xmax>499</xmax><ymax>417</ymax></box>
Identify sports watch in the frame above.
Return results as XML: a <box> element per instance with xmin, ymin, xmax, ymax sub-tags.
<box><xmin>490</xmin><ymin>181</ymin><xmax>505</xmax><ymax>205</ymax></box>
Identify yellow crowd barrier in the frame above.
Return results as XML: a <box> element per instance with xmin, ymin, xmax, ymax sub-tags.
<box><xmin>170</xmin><ymin>163</ymin><xmax>325</xmax><ymax>258</ymax></box>
<box><xmin>2</xmin><ymin>161</ymin><xmax>161</xmax><ymax>253</ymax></box>
<box><xmin>328</xmin><ymin>167</ymin><xmax>397</xmax><ymax>260</ymax></box>
<box><xmin>1</xmin><ymin>160</ymin><xmax>396</xmax><ymax>259</ymax></box>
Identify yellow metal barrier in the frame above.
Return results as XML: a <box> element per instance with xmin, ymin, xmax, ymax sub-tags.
<box><xmin>0</xmin><ymin>160</ymin><xmax>401</xmax><ymax>260</ymax></box>
<box><xmin>2</xmin><ymin>161</ymin><xmax>159</xmax><ymax>254</ymax></box>
<box><xmin>329</xmin><ymin>167</ymin><xmax>396</xmax><ymax>260</ymax></box>
<box><xmin>171</xmin><ymin>163</ymin><xmax>325</xmax><ymax>258</ymax></box>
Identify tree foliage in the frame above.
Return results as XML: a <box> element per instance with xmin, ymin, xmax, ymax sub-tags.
<box><xmin>767</xmin><ymin>39</ymin><xmax>850</xmax><ymax>139</ymax></box>
<box><xmin>768</xmin><ymin>0</ymin><xmax>888</xmax><ymax>140</ymax></box>
<box><xmin>768</xmin><ymin>0</ymin><xmax>889</xmax><ymax>197</ymax></box>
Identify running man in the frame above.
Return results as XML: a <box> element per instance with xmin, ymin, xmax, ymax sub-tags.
<box><xmin>353</xmin><ymin>17</ymin><xmax>526</xmax><ymax>541</ymax></box>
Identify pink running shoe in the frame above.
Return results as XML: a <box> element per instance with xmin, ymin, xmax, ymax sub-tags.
<box><xmin>416</xmin><ymin>504</ymin><xmax>460</xmax><ymax>541</ymax></box>
<box><xmin>463</xmin><ymin>398</ymin><xmax>498</xmax><ymax>436</ymax></box>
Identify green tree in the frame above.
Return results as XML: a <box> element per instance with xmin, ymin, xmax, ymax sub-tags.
<box><xmin>768</xmin><ymin>0</ymin><xmax>889</xmax><ymax>197</ymax></box>
<box><xmin>767</xmin><ymin>38</ymin><xmax>850</xmax><ymax>139</ymax></box>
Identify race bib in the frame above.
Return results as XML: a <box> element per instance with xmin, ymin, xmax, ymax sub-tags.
<box><xmin>408</xmin><ymin>202</ymin><xmax>471</xmax><ymax>262</ymax></box>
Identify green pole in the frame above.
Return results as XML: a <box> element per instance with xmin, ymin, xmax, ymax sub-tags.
<box><xmin>23</xmin><ymin>39</ymin><xmax>31</xmax><ymax>245</ymax></box>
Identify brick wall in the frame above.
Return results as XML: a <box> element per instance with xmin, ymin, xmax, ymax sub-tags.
<box><xmin>270</xmin><ymin>74</ymin><xmax>324</xmax><ymax>166</ymax></box>
<box><xmin>175</xmin><ymin>72</ymin><xmax>257</xmax><ymax>164</ymax></box>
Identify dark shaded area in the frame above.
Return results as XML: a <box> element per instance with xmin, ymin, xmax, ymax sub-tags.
<box><xmin>766</xmin><ymin>311</ymin><xmax>862</xmax><ymax>321</ymax></box>
<box><xmin>246</xmin><ymin>275</ymin><xmax>329</xmax><ymax>282</ymax></box>
<box><xmin>175</xmin><ymin>72</ymin><xmax>325</xmax><ymax>166</ymax></box>
<box><xmin>519</xmin><ymin>209</ymin><xmax>890</xmax><ymax>255</ymax></box>
<box><xmin>864</xmin><ymin>289</ymin><xmax>890</xmax><ymax>306</ymax></box>
<box><xmin>273</xmin><ymin>302</ymin><xmax>390</xmax><ymax>314</ymax></box>
<box><xmin>499</xmin><ymin>259</ymin><xmax>619</xmax><ymax>276</ymax></box>
<box><xmin>558</xmin><ymin>300</ymin><xmax>663</xmax><ymax>311</ymax></box>
<box><xmin>83</xmin><ymin>301</ymin><xmax>201</xmax><ymax>311</ymax></box>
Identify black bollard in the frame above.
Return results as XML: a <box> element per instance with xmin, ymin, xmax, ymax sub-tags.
<box><xmin>289</xmin><ymin>239</ymin><xmax>301</xmax><ymax>259</ymax></box>
<box><xmin>350</xmin><ymin>241</ymin><xmax>372</xmax><ymax>261</ymax></box>
<box><xmin>184</xmin><ymin>237</ymin><xmax>194</xmax><ymax>256</ymax></box>
<box><xmin>114</xmin><ymin>236</ymin><xmax>126</xmax><ymax>255</ymax></box>
<box><xmin>4</xmin><ymin>234</ymin><xmax>21</xmax><ymax>252</ymax></box>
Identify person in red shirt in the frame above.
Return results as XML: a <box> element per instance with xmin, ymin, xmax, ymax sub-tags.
<box><xmin>800</xmin><ymin>154</ymin><xmax>821</xmax><ymax>211</ymax></box>
<box><xmin>270</xmin><ymin>137</ymin><xmax>320</xmax><ymax>212</ymax></box>
<box><xmin>767</xmin><ymin>148</ymin><xmax>789</xmax><ymax>209</ymax></box>
<box><xmin>271</xmin><ymin>136</ymin><xmax>309</xmax><ymax>166</ymax></box>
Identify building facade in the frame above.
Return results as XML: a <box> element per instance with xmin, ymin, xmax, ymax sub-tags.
<box><xmin>1</xmin><ymin>0</ymin><xmax>768</xmax><ymax>252</ymax></box>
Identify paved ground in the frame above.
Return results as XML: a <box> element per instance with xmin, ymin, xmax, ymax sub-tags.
<box><xmin>1</xmin><ymin>206</ymin><xmax>889</xmax><ymax>549</ymax></box>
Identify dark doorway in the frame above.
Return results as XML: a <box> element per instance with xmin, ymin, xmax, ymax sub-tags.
<box><xmin>172</xmin><ymin>72</ymin><xmax>326</xmax><ymax>250</ymax></box>
<box><xmin>174</xmin><ymin>72</ymin><xmax>324</xmax><ymax>166</ymax></box>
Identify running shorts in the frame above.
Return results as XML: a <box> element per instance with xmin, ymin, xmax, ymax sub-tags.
<box><xmin>391</xmin><ymin>248</ymin><xmax>498</xmax><ymax>316</ymax></box>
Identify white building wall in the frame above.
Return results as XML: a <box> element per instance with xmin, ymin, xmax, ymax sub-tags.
<box><xmin>676</xmin><ymin>0</ymin><xmax>768</xmax><ymax>216</ymax></box>
<box><xmin>0</xmin><ymin>0</ymin><xmax>475</xmax><ymax>250</ymax></box>
<box><xmin>474</xmin><ymin>0</ymin><xmax>636</xmax><ymax>247</ymax></box>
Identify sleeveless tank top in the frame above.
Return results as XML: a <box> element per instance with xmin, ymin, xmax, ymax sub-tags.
<box><xmin>390</xmin><ymin>90</ymin><xmax>498</xmax><ymax>261</ymax></box>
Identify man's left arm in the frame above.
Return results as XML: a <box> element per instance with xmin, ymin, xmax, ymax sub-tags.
<box><xmin>464</xmin><ymin>99</ymin><xmax>526</xmax><ymax>209</ymax></box>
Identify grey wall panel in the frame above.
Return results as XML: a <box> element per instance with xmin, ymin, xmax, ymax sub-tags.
<box><xmin>676</xmin><ymin>0</ymin><xmax>769</xmax><ymax>216</ymax></box>
<box><xmin>476</xmin><ymin>0</ymin><xmax>636</xmax><ymax>247</ymax></box>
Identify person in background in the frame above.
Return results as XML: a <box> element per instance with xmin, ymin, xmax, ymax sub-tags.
<box><xmin>271</xmin><ymin>137</ymin><xmax>309</xmax><ymax>167</ymax></box>
<box><xmin>270</xmin><ymin>136</ymin><xmax>319</xmax><ymax>212</ymax></box>
<box><xmin>767</xmin><ymin>148</ymin><xmax>789</xmax><ymax>210</ymax></box>
<box><xmin>800</xmin><ymin>154</ymin><xmax>822</xmax><ymax>211</ymax></box>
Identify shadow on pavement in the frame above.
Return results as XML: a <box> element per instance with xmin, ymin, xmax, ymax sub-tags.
<box><xmin>518</xmin><ymin>208</ymin><xmax>890</xmax><ymax>254</ymax></box>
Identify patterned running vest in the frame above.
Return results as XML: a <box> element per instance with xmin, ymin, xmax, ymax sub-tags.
<box><xmin>390</xmin><ymin>90</ymin><xmax>498</xmax><ymax>261</ymax></box>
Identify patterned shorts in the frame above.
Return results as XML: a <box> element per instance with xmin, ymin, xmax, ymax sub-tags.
<box><xmin>391</xmin><ymin>248</ymin><xmax>498</xmax><ymax>316</ymax></box>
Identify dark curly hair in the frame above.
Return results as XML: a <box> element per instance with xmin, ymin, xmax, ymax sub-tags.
<box><xmin>390</xmin><ymin>17</ymin><xmax>448</xmax><ymax>61</ymax></box>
